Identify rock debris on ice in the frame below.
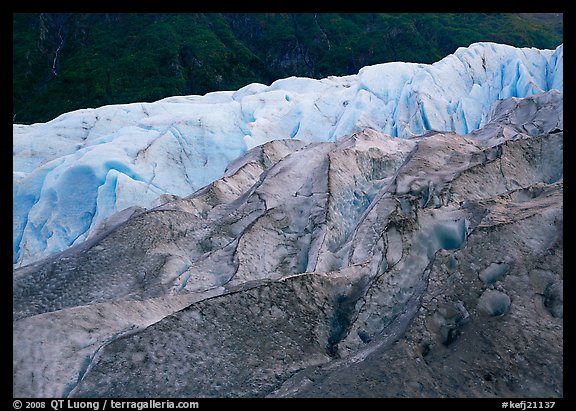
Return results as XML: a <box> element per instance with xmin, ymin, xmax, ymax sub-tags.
<box><xmin>13</xmin><ymin>89</ymin><xmax>562</xmax><ymax>397</ymax></box>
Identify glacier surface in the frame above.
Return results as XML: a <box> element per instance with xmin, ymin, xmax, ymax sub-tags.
<box><xmin>13</xmin><ymin>90</ymin><xmax>563</xmax><ymax>397</ymax></box>
<box><xmin>13</xmin><ymin>42</ymin><xmax>563</xmax><ymax>266</ymax></box>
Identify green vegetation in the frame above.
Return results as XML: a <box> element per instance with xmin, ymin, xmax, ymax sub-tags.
<box><xmin>13</xmin><ymin>13</ymin><xmax>563</xmax><ymax>124</ymax></box>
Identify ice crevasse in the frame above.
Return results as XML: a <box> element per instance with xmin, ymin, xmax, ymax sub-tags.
<box><xmin>13</xmin><ymin>42</ymin><xmax>563</xmax><ymax>267</ymax></box>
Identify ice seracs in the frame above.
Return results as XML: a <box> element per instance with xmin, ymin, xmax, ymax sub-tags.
<box><xmin>13</xmin><ymin>42</ymin><xmax>563</xmax><ymax>267</ymax></box>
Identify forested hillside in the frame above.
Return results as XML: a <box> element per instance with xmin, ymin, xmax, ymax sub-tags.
<box><xmin>13</xmin><ymin>13</ymin><xmax>563</xmax><ymax>124</ymax></box>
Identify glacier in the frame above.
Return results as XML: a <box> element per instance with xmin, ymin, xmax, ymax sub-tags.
<box><xmin>13</xmin><ymin>42</ymin><xmax>563</xmax><ymax>267</ymax></box>
<box><xmin>13</xmin><ymin>90</ymin><xmax>563</xmax><ymax>397</ymax></box>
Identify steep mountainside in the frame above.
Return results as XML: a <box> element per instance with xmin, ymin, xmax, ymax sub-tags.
<box><xmin>13</xmin><ymin>13</ymin><xmax>563</xmax><ymax>124</ymax></box>
<box><xmin>13</xmin><ymin>90</ymin><xmax>563</xmax><ymax>398</ymax></box>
